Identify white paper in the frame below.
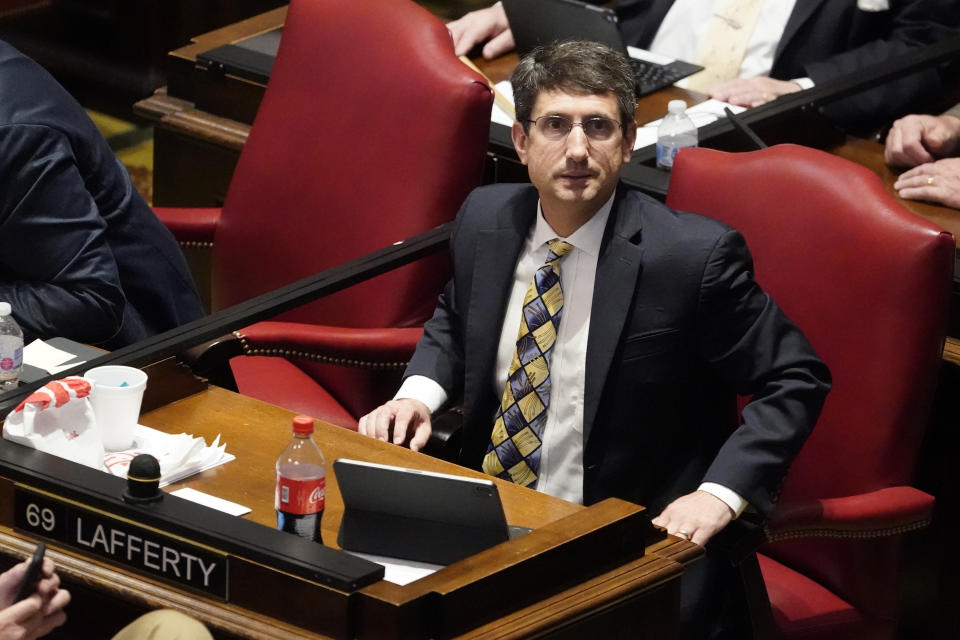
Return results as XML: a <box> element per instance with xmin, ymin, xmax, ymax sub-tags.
<box><xmin>170</xmin><ymin>487</ymin><xmax>251</xmax><ymax>516</ymax></box>
<box><xmin>857</xmin><ymin>0</ymin><xmax>889</xmax><ymax>11</ymax></box>
<box><xmin>634</xmin><ymin>99</ymin><xmax>747</xmax><ymax>150</ymax></box>
<box><xmin>626</xmin><ymin>46</ymin><xmax>674</xmax><ymax>66</ymax></box>
<box><xmin>22</xmin><ymin>339</ymin><xmax>85</xmax><ymax>374</ymax></box>
<box><xmin>491</xmin><ymin>80</ymin><xmax>515</xmax><ymax>127</ymax></box>
<box><xmin>345</xmin><ymin>551</ymin><xmax>442</xmax><ymax>586</ymax></box>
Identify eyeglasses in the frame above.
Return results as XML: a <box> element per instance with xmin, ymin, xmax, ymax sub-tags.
<box><xmin>525</xmin><ymin>115</ymin><xmax>623</xmax><ymax>142</ymax></box>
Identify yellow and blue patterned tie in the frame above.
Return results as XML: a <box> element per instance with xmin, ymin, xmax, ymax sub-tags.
<box><xmin>482</xmin><ymin>239</ymin><xmax>574</xmax><ymax>487</ymax></box>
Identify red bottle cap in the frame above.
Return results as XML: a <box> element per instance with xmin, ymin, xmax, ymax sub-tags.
<box><xmin>292</xmin><ymin>415</ymin><xmax>315</xmax><ymax>434</ymax></box>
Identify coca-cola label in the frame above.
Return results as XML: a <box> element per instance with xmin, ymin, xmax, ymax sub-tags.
<box><xmin>275</xmin><ymin>476</ymin><xmax>325</xmax><ymax>515</ymax></box>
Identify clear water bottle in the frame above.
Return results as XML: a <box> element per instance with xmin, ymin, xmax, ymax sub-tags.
<box><xmin>0</xmin><ymin>302</ymin><xmax>23</xmax><ymax>389</ymax></box>
<box><xmin>275</xmin><ymin>415</ymin><xmax>326</xmax><ymax>542</ymax></box>
<box><xmin>656</xmin><ymin>99</ymin><xmax>698</xmax><ymax>170</ymax></box>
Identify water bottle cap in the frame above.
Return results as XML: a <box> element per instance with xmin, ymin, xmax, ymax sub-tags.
<box><xmin>292</xmin><ymin>415</ymin><xmax>315</xmax><ymax>434</ymax></box>
<box><xmin>0</xmin><ymin>302</ymin><xmax>9</xmax><ymax>316</ymax></box>
<box><xmin>667</xmin><ymin>100</ymin><xmax>688</xmax><ymax>114</ymax></box>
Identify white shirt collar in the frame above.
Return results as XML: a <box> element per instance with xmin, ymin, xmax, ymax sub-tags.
<box><xmin>532</xmin><ymin>190</ymin><xmax>615</xmax><ymax>257</ymax></box>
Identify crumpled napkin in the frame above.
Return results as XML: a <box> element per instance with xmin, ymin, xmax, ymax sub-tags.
<box><xmin>2</xmin><ymin>377</ymin><xmax>105</xmax><ymax>470</ymax></box>
<box><xmin>103</xmin><ymin>426</ymin><xmax>233</xmax><ymax>487</ymax></box>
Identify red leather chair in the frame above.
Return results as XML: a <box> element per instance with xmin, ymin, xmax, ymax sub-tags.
<box><xmin>667</xmin><ymin>144</ymin><xmax>954</xmax><ymax>639</ymax></box>
<box><xmin>155</xmin><ymin>0</ymin><xmax>492</xmax><ymax>427</ymax></box>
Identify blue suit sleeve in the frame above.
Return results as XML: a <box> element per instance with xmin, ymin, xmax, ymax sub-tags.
<box><xmin>696</xmin><ymin>229</ymin><xmax>831</xmax><ymax>517</ymax></box>
<box><xmin>0</xmin><ymin>124</ymin><xmax>126</xmax><ymax>344</ymax></box>
<box><xmin>402</xmin><ymin>194</ymin><xmax>474</xmax><ymax>403</ymax></box>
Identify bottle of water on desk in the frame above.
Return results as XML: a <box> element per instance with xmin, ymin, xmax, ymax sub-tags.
<box><xmin>656</xmin><ymin>100</ymin><xmax>698</xmax><ymax>170</ymax></box>
<box><xmin>0</xmin><ymin>302</ymin><xmax>23</xmax><ymax>389</ymax></box>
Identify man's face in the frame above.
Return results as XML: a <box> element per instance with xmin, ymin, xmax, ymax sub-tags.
<box><xmin>512</xmin><ymin>89</ymin><xmax>636</xmax><ymax>222</ymax></box>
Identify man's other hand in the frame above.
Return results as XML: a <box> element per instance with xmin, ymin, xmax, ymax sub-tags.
<box><xmin>707</xmin><ymin>77</ymin><xmax>802</xmax><ymax>108</ymax></box>
<box><xmin>358</xmin><ymin>398</ymin><xmax>433</xmax><ymax>452</ymax></box>
<box><xmin>885</xmin><ymin>114</ymin><xmax>960</xmax><ymax>168</ymax></box>
<box><xmin>0</xmin><ymin>558</ymin><xmax>70</xmax><ymax>640</ymax></box>
<box><xmin>651</xmin><ymin>490</ymin><xmax>734</xmax><ymax>546</ymax></box>
<box><xmin>893</xmin><ymin>157</ymin><xmax>960</xmax><ymax>210</ymax></box>
<box><xmin>447</xmin><ymin>4</ymin><xmax>515</xmax><ymax>59</ymax></box>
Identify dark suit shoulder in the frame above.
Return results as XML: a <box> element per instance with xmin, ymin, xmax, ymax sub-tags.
<box><xmin>453</xmin><ymin>183</ymin><xmax>539</xmax><ymax>240</ymax></box>
<box><xmin>617</xmin><ymin>187</ymin><xmax>736</xmax><ymax>250</ymax></box>
<box><xmin>460</xmin><ymin>183</ymin><xmax>539</xmax><ymax>216</ymax></box>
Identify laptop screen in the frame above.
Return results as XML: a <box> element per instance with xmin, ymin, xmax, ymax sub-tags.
<box><xmin>503</xmin><ymin>0</ymin><xmax>626</xmax><ymax>55</ymax></box>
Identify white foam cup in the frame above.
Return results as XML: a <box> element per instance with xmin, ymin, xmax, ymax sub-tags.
<box><xmin>84</xmin><ymin>365</ymin><xmax>148</xmax><ymax>451</ymax></box>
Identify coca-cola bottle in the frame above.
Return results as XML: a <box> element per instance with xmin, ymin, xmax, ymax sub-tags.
<box><xmin>275</xmin><ymin>415</ymin><xmax>326</xmax><ymax>542</ymax></box>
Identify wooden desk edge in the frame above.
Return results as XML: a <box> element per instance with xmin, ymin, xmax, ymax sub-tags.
<box><xmin>134</xmin><ymin>90</ymin><xmax>249</xmax><ymax>151</ymax></box>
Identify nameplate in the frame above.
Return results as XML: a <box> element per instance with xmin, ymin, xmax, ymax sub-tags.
<box><xmin>13</xmin><ymin>486</ymin><xmax>228</xmax><ymax>599</ymax></box>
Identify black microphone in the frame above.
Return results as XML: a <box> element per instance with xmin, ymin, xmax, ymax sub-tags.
<box><xmin>122</xmin><ymin>453</ymin><xmax>164</xmax><ymax>504</ymax></box>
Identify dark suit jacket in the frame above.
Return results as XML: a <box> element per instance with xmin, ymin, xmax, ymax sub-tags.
<box><xmin>406</xmin><ymin>183</ymin><xmax>830</xmax><ymax>518</ymax></box>
<box><xmin>615</xmin><ymin>0</ymin><xmax>960</xmax><ymax>129</ymax></box>
<box><xmin>0</xmin><ymin>41</ymin><xmax>204</xmax><ymax>348</ymax></box>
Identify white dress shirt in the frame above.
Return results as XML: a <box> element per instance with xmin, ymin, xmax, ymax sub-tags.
<box><xmin>486</xmin><ymin>195</ymin><xmax>611</xmax><ymax>502</ymax></box>
<box><xmin>650</xmin><ymin>0</ymin><xmax>812</xmax><ymax>88</ymax></box>
<box><xmin>397</xmin><ymin>191</ymin><xmax>747</xmax><ymax>515</ymax></box>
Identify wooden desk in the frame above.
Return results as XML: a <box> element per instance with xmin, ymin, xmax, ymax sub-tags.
<box><xmin>0</xmin><ymin>380</ymin><xmax>699</xmax><ymax>639</ymax></box>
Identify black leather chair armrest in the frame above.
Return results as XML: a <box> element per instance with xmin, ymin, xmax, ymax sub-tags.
<box><xmin>179</xmin><ymin>334</ymin><xmax>243</xmax><ymax>391</ymax></box>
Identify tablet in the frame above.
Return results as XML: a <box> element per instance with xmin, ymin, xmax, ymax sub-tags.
<box><xmin>335</xmin><ymin>458</ymin><xmax>526</xmax><ymax>565</ymax></box>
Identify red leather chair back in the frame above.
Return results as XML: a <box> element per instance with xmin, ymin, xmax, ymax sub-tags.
<box><xmin>211</xmin><ymin>0</ymin><xmax>492</xmax><ymax>328</ymax></box>
<box><xmin>667</xmin><ymin>144</ymin><xmax>953</xmax><ymax>624</ymax></box>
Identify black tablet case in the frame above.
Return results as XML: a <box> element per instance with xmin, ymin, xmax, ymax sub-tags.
<box><xmin>335</xmin><ymin>459</ymin><xmax>513</xmax><ymax>566</ymax></box>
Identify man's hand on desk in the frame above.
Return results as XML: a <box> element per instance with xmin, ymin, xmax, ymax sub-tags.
<box><xmin>651</xmin><ymin>490</ymin><xmax>734</xmax><ymax>547</ymax></box>
<box><xmin>358</xmin><ymin>398</ymin><xmax>433</xmax><ymax>452</ymax></box>
<box><xmin>885</xmin><ymin>114</ymin><xmax>960</xmax><ymax>168</ymax></box>
<box><xmin>0</xmin><ymin>557</ymin><xmax>70</xmax><ymax>640</ymax></box>
<box><xmin>447</xmin><ymin>3</ymin><xmax>515</xmax><ymax>59</ymax></box>
<box><xmin>707</xmin><ymin>77</ymin><xmax>803</xmax><ymax>108</ymax></box>
<box><xmin>893</xmin><ymin>158</ymin><xmax>960</xmax><ymax>210</ymax></box>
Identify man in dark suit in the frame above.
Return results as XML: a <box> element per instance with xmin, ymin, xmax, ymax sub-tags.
<box><xmin>0</xmin><ymin>40</ymin><xmax>204</xmax><ymax>349</ymax></box>
<box><xmin>360</xmin><ymin>40</ymin><xmax>830</xmax><ymax>637</ymax></box>
<box><xmin>448</xmin><ymin>0</ymin><xmax>959</xmax><ymax>129</ymax></box>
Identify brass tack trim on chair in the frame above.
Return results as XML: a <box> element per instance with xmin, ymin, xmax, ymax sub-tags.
<box><xmin>233</xmin><ymin>331</ymin><xmax>408</xmax><ymax>370</ymax></box>
<box><xmin>764</xmin><ymin>518</ymin><xmax>932</xmax><ymax>543</ymax></box>
<box><xmin>179</xmin><ymin>240</ymin><xmax>215</xmax><ymax>249</ymax></box>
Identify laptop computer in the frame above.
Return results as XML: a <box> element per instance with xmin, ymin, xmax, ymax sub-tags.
<box><xmin>334</xmin><ymin>458</ymin><xmax>529</xmax><ymax>566</ymax></box>
<box><xmin>502</xmin><ymin>0</ymin><xmax>703</xmax><ymax>96</ymax></box>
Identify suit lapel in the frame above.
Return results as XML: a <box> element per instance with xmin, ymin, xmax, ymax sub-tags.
<box><xmin>776</xmin><ymin>0</ymin><xmax>827</xmax><ymax>60</ymax></box>
<box><xmin>625</xmin><ymin>0</ymin><xmax>677</xmax><ymax>47</ymax></box>
<box><xmin>463</xmin><ymin>191</ymin><xmax>537</xmax><ymax>417</ymax></box>
<box><xmin>583</xmin><ymin>190</ymin><xmax>644</xmax><ymax>444</ymax></box>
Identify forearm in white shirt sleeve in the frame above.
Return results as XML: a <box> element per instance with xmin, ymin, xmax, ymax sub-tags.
<box><xmin>698</xmin><ymin>482</ymin><xmax>749</xmax><ymax>518</ymax></box>
<box><xmin>393</xmin><ymin>375</ymin><xmax>449</xmax><ymax>414</ymax></box>
<box><xmin>792</xmin><ymin>77</ymin><xmax>815</xmax><ymax>90</ymax></box>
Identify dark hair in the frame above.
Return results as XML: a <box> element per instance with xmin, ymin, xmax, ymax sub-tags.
<box><xmin>510</xmin><ymin>40</ymin><xmax>636</xmax><ymax>130</ymax></box>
